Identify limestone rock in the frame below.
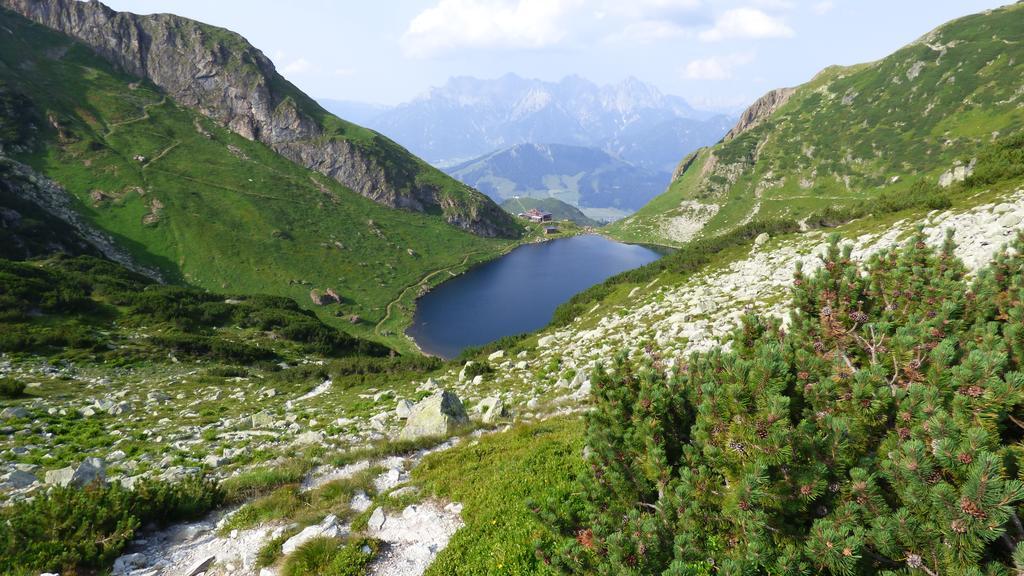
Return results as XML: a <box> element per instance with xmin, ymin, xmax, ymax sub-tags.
<box><xmin>477</xmin><ymin>397</ymin><xmax>509</xmax><ymax>424</ymax></box>
<box><xmin>399</xmin><ymin>390</ymin><xmax>469</xmax><ymax>440</ymax></box>
<box><xmin>294</xmin><ymin>430</ymin><xmax>325</xmax><ymax>445</ymax></box>
<box><xmin>395</xmin><ymin>399</ymin><xmax>414</xmax><ymax>419</ymax></box>
<box><xmin>45</xmin><ymin>457</ymin><xmax>105</xmax><ymax>487</ymax></box>
<box><xmin>282</xmin><ymin>514</ymin><xmax>345</xmax><ymax>555</ymax></box>
<box><xmin>487</xmin><ymin>350</ymin><xmax>505</xmax><ymax>361</ymax></box>
<box><xmin>368</xmin><ymin>507</ymin><xmax>387</xmax><ymax>531</ymax></box>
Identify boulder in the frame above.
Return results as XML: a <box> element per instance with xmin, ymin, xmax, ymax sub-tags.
<box><xmin>113</xmin><ymin>552</ymin><xmax>149</xmax><ymax>575</ymax></box>
<box><xmin>753</xmin><ymin>232</ymin><xmax>770</xmax><ymax>248</ymax></box>
<box><xmin>294</xmin><ymin>430</ymin><xmax>325</xmax><ymax>445</ymax></box>
<box><xmin>458</xmin><ymin>362</ymin><xmax>475</xmax><ymax>383</ymax></box>
<box><xmin>251</xmin><ymin>411</ymin><xmax>276</xmax><ymax>428</ymax></box>
<box><xmin>2</xmin><ymin>469</ymin><xmax>38</xmax><ymax>490</ymax></box>
<box><xmin>399</xmin><ymin>390</ymin><xmax>469</xmax><ymax>440</ymax></box>
<box><xmin>477</xmin><ymin>397</ymin><xmax>508</xmax><ymax>424</ymax></box>
<box><xmin>282</xmin><ymin>514</ymin><xmax>345</xmax><ymax>555</ymax></box>
<box><xmin>487</xmin><ymin>350</ymin><xmax>505</xmax><ymax>361</ymax></box>
<box><xmin>395</xmin><ymin>399</ymin><xmax>414</xmax><ymax>419</ymax></box>
<box><xmin>538</xmin><ymin>335</ymin><xmax>555</xmax><ymax>348</ymax></box>
<box><xmin>0</xmin><ymin>406</ymin><xmax>28</xmax><ymax>420</ymax></box>
<box><xmin>46</xmin><ymin>457</ymin><xmax>105</xmax><ymax>487</ymax></box>
<box><xmin>368</xmin><ymin>507</ymin><xmax>387</xmax><ymax>531</ymax></box>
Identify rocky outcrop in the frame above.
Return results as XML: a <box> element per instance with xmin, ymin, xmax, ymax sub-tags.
<box><xmin>722</xmin><ymin>87</ymin><xmax>796</xmax><ymax>142</ymax></box>
<box><xmin>0</xmin><ymin>155</ymin><xmax>164</xmax><ymax>280</ymax></box>
<box><xmin>1</xmin><ymin>0</ymin><xmax>518</xmax><ymax>237</ymax></box>
<box><xmin>399</xmin><ymin>390</ymin><xmax>469</xmax><ymax>440</ymax></box>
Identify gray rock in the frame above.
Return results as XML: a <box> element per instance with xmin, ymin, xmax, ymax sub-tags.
<box><xmin>113</xmin><ymin>552</ymin><xmax>149</xmax><ymax>575</ymax></box>
<box><xmin>399</xmin><ymin>390</ymin><xmax>469</xmax><ymax>440</ymax></box>
<box><xmin>147</xmin><ymin>391</ymin><xmax>170</xmax><ymax>402</ymax></box>
<box><xmin>282</xmin><ymin>514</ymin><xmax>344</xmax><ymax>555</ymax></box>
<box><xmin>368</xmin><ymin>507</ymin><xmax>387</xmax><ymax>531</ymax></box>
<box><xmin>0</xmin><ymin>406</ymin><xmax>28</xmax><ymax>420</ymax></box>
<box><xmin>753</xmin><ymin>232</ymin><xmax>770</xmax><ymax>248</ymax></box>
<box><xmin>487</xmin><ymin>350</ymin><xmax>505</xmax><ymax>361</ymax></box>
<box><xmin>251</xmin><ymin>411</ymin><xmax>276</xmax><ymax>429</ymax></box>
<box><xmin>185</xmin><ymin>556</ymin><xmax>216</xmax><ymax>576</ymax></box>
<box><xmin>295</xmin><ymin>430</ymin><xmax>324</xmax><ymax>445</ymax></box>
<box><xmin>203</xmin><ymin>454</ymin><xmax>229</xmax><ymax>468</ymax></box>
<box><xmin>395</xmin><ymin>399</ymin><xmax>414</xmax><ymax>419</ymax></box>
<box><xmin>478</xmin><ymin>397</ymin><xmax>509</xmax><ymax>424</ymax></box>
<box><xmin>45</xmin><ymin>457</ymin><xmax>105</xmax><ymax>488</ymax></box>
<box><xmin>2</xmin><ymin>469</ymin><xmax>37</xmax><ymax>490</ymax></box>
<box><xmin>108</xmin><ymin>401</ymin><xmax>132</xmax><ymax>416</ymax></box>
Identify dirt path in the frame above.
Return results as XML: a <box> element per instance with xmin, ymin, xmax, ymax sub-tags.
<box><xmin>374</xmin><ymin>252</ymin><xmax>478</xmax><ymax>339</ymax></box>
<box><xmin>105</xmin><ymin>96</ymin><xmax>168</xmax><ymax>136</ymax></box>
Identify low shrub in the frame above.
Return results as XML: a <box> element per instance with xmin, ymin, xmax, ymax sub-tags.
<box><xmin>0</xmin><ymin>376</ymin><xmax>26</xmax><ymax>398</ymax></box>
<box><xmin>0</xmin><ymin>475</ymin><xmax>222</xmax><ymax>574</ymax></box>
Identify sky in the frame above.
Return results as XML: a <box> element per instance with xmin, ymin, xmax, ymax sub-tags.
<box><xmin>101</xmin><ymin>0</ymin><xmax>1008</xmax><ymax>111</ymax></box>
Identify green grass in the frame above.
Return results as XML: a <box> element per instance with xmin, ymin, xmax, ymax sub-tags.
<box><xmin>412</xmin><ymin>418</ymin><xmax>586</xmax><ymax>576</ymax></box>
<box><xmin>609</xmin><ymin>3</ymin><xmax>1024</xmax><ymax>246</ymax></box>
<box><xmin>0</xmin><ymin>8</ymin><xmax>516</xmax><ymax>350</ymax></box>
<box><xmin>221</xmin><ymin>465</ymin><xmax>382</xmax><ymax>534</ymax></box>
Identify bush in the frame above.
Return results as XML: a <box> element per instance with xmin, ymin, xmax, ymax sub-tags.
<box><xmin>541</xmin><ymin>231</ymin><xmax>1024</xmax><ymax>575</ymax></box>
<box><xmin>0</xmin><ymin>376</ymin><xmax>26</xmax><ymax>398</ymax></box>
<box><xmin>0</xmin><ymin>475</ymin><xmax>222</xmax><ymax>574</ymax></box>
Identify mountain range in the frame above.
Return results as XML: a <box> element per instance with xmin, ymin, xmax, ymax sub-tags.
<box><xmin>320</xmin><ymin>75</ymin><xmax>735</xmax><ymax>173</ymax></box>
<box><xmin>446</xmin><ymin>142</ymin><xmax>669</xmax><ymax>221</ymax></box>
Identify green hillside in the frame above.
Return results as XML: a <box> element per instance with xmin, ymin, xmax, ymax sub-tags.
<box><xmin>500</xmin><ymin>196</ymin><xmax>601</xmax><ymax>227</ymax></box>
<box><xmin>0</xmin><ymin>7</ymin><xmax>513</xmax><ymax>351</ymax></box>
<box><xmin>609</xmin><ymin>2</ymin><xmax>1024</xmax><ymax>245</ymax></box>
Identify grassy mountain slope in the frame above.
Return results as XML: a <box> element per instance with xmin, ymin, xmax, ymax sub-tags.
<box><xmin>0</xmin><ymin>8</ymin><xmax>512</xmax><ymax>351</ymax></box>
<box><xmin>609</xmin><ymin>2</ymin><xmax>1024</xmax><ymax>245</ymax></box>
<box><xmin>500</xmin><ymin>197</ymin><xmax>601</xmax><ymax>227</ymax></box>
<box><xmin>1</xmin><ymin>0</ymin><xmax>519</xmax><ymax>238</ymax></box>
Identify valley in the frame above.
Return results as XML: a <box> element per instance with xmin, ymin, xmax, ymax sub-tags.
<box><xmin>2</xmin><ymin>1</ymin><xmax>1024</xmax><ymax>576</ymax></box>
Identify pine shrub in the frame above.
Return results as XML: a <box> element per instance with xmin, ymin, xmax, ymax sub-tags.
<box><xmin>540</xmin><ymin>231</ymin><xmax>1024</xmax><ymax>575</ymax></box>
<box><xmin>0</xmin><ymin>475</ymin><xmax>223</xmax><ymax>574</ymax></box>
<box><xmin>0</xmin><ymin>376</ymin><xmax>25</xmax><ymax>398</ymax></box>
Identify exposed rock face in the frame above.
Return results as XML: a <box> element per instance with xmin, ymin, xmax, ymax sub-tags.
<box><xmin>0</xmin><ymin>155</ymin><xmax>163</xmax><ymax>280</ymax></box>
<box><xmin>399</xmin><ymin>390</ymin><xmax>469</xmax><ymax>440</ymax></box>
<box><xmin>722</xmin><ymin>87</ymin><xmax>796</xmax><ymax>142</ymax></box>
<box><xmin>2</xmin><ymin>0</ymin><xmax>518</xmax><ymax>238</ymax></box>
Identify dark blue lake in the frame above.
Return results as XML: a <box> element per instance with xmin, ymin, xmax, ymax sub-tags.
<box><xmin>407</xmin><ymin>234</ymin><xmax>664</xmax><ymax>359</ymax></box>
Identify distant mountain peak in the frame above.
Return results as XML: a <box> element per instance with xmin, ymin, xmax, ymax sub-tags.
<box><xmin>341</xmin><ymin>74</ymin><xmax>734</xmax><ymax>169</ymax></box>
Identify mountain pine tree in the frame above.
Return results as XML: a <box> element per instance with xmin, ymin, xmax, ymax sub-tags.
<box><xmin>539</xmin><ymin>231</ymin><xmax>1024</xmax><ymax>575</ymax></box>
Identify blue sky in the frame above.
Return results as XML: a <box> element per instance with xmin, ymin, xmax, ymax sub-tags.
<box><xmin>101</xmin><ymin>0</ymin><xmax>1008</xmax><ymax>110</ymax></box>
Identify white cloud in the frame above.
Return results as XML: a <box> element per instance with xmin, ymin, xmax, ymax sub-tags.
<box><xmin>681</xmin><ymin>52</ymin><xmax>755</xmax><ymax>80</ymax></box>
<box><xmin>606</xmin><ymin>19</ymin><xmax>691</xmax><ymax>44</ymax></box>
<box><xmin>699</xmin><ymin>8</ymin><xmax>794</xmax><ymax>41</ymax></box>
<box><xmin>401</xmin><ymin>0</ymin><xmax>584</xmax><ymax>59</ymax></box>
<box><xmin>281</xmin><ymin>57</ymin><xmax>313</xmax><ymax>75</ymax></box>
<box><xmin>752</xmin><ymin>0</ymin><xmax>796</xmax><ymax>11</ymax></box>
<box><xmin>601</xmin><ymin>0</ymin><xmax>701</xmax><ymax>18</ymax></box>
<box><xmin>812</xmin><ymin>1</ymin><xmax>835</xmax><ymax>15</ymax></box>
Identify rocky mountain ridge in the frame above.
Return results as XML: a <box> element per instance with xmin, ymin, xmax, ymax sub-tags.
<box><xmin>1</xmin><ymin>0</ymin><xmax>518</xmax><ymax>237</ymax></box>
<box><xmin>330</xmin><ymin>74</ymin><xmax>734</xmax><ymax>173</ymax></box>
